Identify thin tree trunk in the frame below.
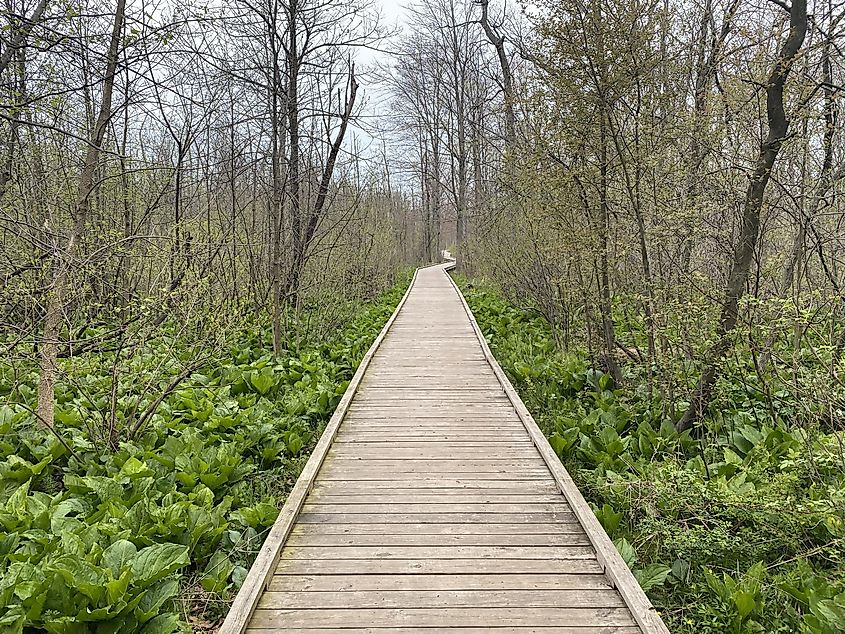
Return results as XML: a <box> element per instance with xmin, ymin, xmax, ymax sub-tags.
<box><xmin>37</xmin><ymin>0</ymin><xmax>127</xmax><ymax>429</ymax></box>
<box><xmin>682</xmin><ymin>0</ymin><xmax>739</xmax><ymax>274</ymax></box>
<box><xmin>478</xmin><ymin>0</ymin><xmax>515</xmax><ymax>148</ymax></box>
<box><xmin>0</xmin><ymin>0</ymin><xmax>48</xmax><ymax>79</ymax></box>
<box><xmin>677</xmin><ymin>0</ymin><xmax>808</xmax><ymax>432</ymax></box>
<box><xmin>270</xmin><ymin>8</ymin><xmax>286</xmax><ymax>355</ymax></box>
<box><xmin>286</xmin><ymin>66</ymin><xmax>359</xmax><ymax>301</ymax></box>
<box><xmin>597</xmin><ymin>108</ymin><xmax>621</xmax><ymax>385</ymax></box>
<box><xmin>286</xmin><ymin>0</ymin><xmax>302</xmax><ymax>304</ymax></box>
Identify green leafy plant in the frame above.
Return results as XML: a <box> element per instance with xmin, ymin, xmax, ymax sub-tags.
<box><xmin>0</xmin><ymin>276</ymin><xmax>411</xmax><ymax>632</ymax></box>
<box><xmin>461</xmin><ymin>279</ymin><xmax>845</xmax><ymax>634</ymax></box>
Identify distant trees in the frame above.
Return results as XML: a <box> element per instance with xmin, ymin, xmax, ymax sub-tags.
<box><xmin>387</xmin><ymin>0</ymin><xmax>843</xmax><ymax>430</ymax></box>
<box><xmin>0</xmin><ymin>0</ymin><xmax>415</xmax><ymax>432</ymax></box>
<box><xmin>381</xmin><ymin>0</ymin><xmax>512</xmax><ymax>267</ymax></box>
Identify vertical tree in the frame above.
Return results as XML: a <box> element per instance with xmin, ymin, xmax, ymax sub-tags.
<box><xmin>37</xmin><ymin>0</ymin><xmax>127</xmax><ymax>429</ymax></box>
<box><xmin>677</xmin><ymin>0</ymin><xmax>808</xmax><ymax>431</ymax></box>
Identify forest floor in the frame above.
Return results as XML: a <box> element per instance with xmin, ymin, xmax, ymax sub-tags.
<box><xmin>0</xmin><ymin>276</ymin><xmax>410</xmax><ymax>634</ymax></box>
<box><xmin>460</xmin><ymin>278</ymin><xmax>845</xmax><ymax>634</ymax></box>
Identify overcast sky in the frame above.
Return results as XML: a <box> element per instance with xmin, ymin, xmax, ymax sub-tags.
<box><xmin>345</xmin><ymin>1</ymin><xmax>412</xmax><ymax>173</ymax></box>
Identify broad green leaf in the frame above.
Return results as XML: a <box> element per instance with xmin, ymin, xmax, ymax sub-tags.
<box><xmin>733</xmin><ymin>590</ymin><xmax>757</xmax><ymax>619</ymax></box>
<box><xmin>6</xmin><ymin>481</ymin><xmax>30</xmax><ymax>519</ymax></box>
<box><xmin>136</xmin><ymin>579</ymin><xmax>180</xmax><ymax>622</ymax></box>
<box><xmin>249</xmin><ymin>371</ymin><xmax>275</xmax><ymax>395</ymax></box>
<box><xmin>200</xmin><ymin>552</ymin><xmax>234</xmax><ymax>594</ymax></box>
<box><xmin>131</xmin><ymin>543</ymin><xmax>189</xmax><ymax>587</ymax></box>
<box><xmin>120</xmin><ymin>457</ymin><xmax>153</xmax><ymax>478</ymax></box>
<box><xmin>634</xmin><ymin>564</ymin><xmax>672</xmax><ymax>593</ymax></box>
<box><xmin>140</xmin><ymin>613</ymin><xmax>182</xmax><ymax>634</ymax></box>
<box><xmin>614</xmin><ymin>538</ymin><xmax>636</xmax><ymax>568</ymax></box>
<box><xmin>106</xmin><ymin>569</ymin><xmax>132</xmax><ymax>604</ymax></box>
<box><xmin>231</xmin><ymin>565</ymin><xmax>248</xmax><ymax>589</ymax></box>
<box><xmin>103</xmin><ymin>539</ymin><xmax>137</xmax><ymax>576</ymax></box>
<box><xmin>51</xmin><ymin>554</ymin><xmax>106</xmax><ymax>603</ymax></box>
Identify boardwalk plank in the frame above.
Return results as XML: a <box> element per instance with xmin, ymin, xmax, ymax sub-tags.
<box><xmin>248</xmin><ymin>607</ymin><xmax>637</xmax><ymax>628</ymax></box>
<box><xmin>278</xmin><ymin>546</ymin><xmax>596</xmax><ymax>560</ymax></box>
<box><xmin>289</xmin><ymin>523</ymin><xmax>583</xmax><ymax>535</ymax></box>
<box><xmin>284</xmin><ymin>533</ymin><xmax>591</xmax><ymax>547</ymax></box>
<box><xmin>307</xmin><ymin>493</ymin><xmax>567</xmax><ymax>503</ymax></box>
<box><xmin>308</xmin><ymin>481</ymin><xmax>562</xmax><ymax>492</ymax></box>
<box><xmin>273</xmin><ymin>559</ymin><xmax>605</xmax><ymax>575</ymax></box>
<box><xmin>300</xmin><ymin>503</ymin><xmax>574</xmax><ymax>514</ymax></box>
<box><xmin>247</xmin><ymin>628</ymin><xmax>642</xmax><ymax>634</ymax></box>
<box><xmin>258</xmin><ymin>589</ymin><xmax>626</xmax><ymax>609</ymax></box>
<box><xmin>297</xmin><ymin>512</ymin><xmax>578</xmax><ymax>524</ymax></box>
<box><xmin>266</xmin><ymin>573</ymin><xmax>612</xmax><ymax>592</ymax></box>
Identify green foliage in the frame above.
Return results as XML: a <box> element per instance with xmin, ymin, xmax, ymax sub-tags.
<box><xmin>0</xmin><ymin>276</ymin><xmax>410</xmax><ymax>633</ymax></box>
<box><xmin>461</xmin><ymin>280</ymin><xmax>845</xmax><ymax>634</ymax></box>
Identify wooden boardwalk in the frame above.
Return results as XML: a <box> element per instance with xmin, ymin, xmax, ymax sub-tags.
<box><xmin>222</xmin><ymin>263</ymin><xmax>669</xmax><ymax>633</ymax></box>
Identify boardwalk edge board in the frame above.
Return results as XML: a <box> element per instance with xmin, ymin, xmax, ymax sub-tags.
<box><xmin>219</xmin><ymin>266</ymin><xmax>425</xmax><ymax>634</ymax></box>
<box><xmin>445</xmin><ymin>269</ymin><xmax>671</xmax><ymax>634</ymax></box>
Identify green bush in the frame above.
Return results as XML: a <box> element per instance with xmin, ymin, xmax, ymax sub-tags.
<box><xmin>0</xmin><ymin>276</ymin><xmax>410</xmax><ymax>634</ymax></box>
<box><xmin>460</xmin><ymin>281</ymin><xmax>845</xmax><ymax>634</ymax></box>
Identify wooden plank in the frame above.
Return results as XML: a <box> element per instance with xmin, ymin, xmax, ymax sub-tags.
<box><xmin>346</xmin><ymin>403</ymin><xmax>513</xmax><ymax>408</ymax></box>
<box><xmin>284</xmin><ymin>533</ymin><xmax>591</xmax><ymax>547</ymax></box>
<box><xmin>273</xmin><ymin>559</ymin><xmax>605</xmax><ymax>575</ymax></box>
<box><xmin>248</xmin><ymin>607</ymin><xmax>637</xmax><ymax>629</ymax></box>
<box><xmin>339</xmin><ymin>422</ymin><xmax>527</xmax><ymax>428</ymax></box>
<box><xmin>308</xmin><ymin>481</ymin><xmax>561</xmax><ymax>492</ymax></box>
<box><xmin>331</xmin><ymin>440</ymin><xmax>535</xmax><ymax>447</ymax></box>
<box><xmin>279</xmin><ymin>545</ymin><xmax>596</xmax><ymax>560</ymax></box>
<box><xmin>300</xmin><ymin>503</ymin><xmax>574</xmax><ymax>514</ymax></box>
<box><xmin>297</xmin><ymin>512</ymin><xmax>578</xmax><ymax>524</ymax></box>
<box><xmin>288</xmin><ymin>523</ymin><xmax>579</xmax><ymax>535</ymax></box>
<box><xmin>448</xmin><ymin>272</ymin><xmax>669</xmax><ymax>633</ymax></box>
<box><xmin>257</xmin><ymin>589</ymin><xmax>626</xmax><ymax>609</ymax></box>
<box><xmin>335</xmin><ymin>429</ymin><xmax>529</xmax><ymax>434</ymax></box>
<box><xmin>328</xmin><ymin>451</ymin><xmax>537</xmax><ymax>460</ymax></box>
<box><xmin>308</xmin><ymin>493</ymin><xmax>568</xmax><ymax>503</ymax></box>
<box><xmin>316</xmin><ymin>472</ymin><xmax>553</xmax><ymax>481</ymax></box>
<box><xmin>246</xmin><ymin>625</ymin><xmax>641</xmax><ymax>634</ymax></box>
<box><xmin>266</xmin><ymin>573</ymin><xmax>612</xmax><ymax>592</ymax></box>
<box><xmin>337</xmin><ymin>428</ymin><xmax>528</xmax><ymax>435</ymax></box>
<box><xmin>217</xmin><ymin>268</ymin><xmax>422</xmax><ymax>634</ymax></box>
<box><xmin>321</xmin><ymin>459</ymin><xmax>547</xmax><ymax>469</ymax></box>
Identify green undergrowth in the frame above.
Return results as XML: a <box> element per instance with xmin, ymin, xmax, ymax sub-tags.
<box><xmin>0</xmin><ymin>275</ymin><xmax>410</xmax><ymax>634</ymax></box>
<box><xmin>459</xmin><ymin>279</ymin><xmax>845</xmax><ymax>634</ymax></box>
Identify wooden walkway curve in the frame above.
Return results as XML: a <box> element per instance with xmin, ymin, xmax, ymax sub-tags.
<box><xmin>221</xmin><ymin>263</ymin><xmax>669</xmax><ymax>634</ymax></box>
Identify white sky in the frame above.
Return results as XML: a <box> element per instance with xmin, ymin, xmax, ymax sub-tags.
<box><xmin>375</xmin><ymin>0</ymin><xmax>411</xmax><ymax>30</ymax></box>
<box><xmin>346</xmin><ymin>1</ymin><xmax>413</xmax><ymax>179</ymax></box>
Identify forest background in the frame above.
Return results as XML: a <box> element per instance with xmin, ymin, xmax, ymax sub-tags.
<box><xmin>0</xmin><ymin>0</ymin><xmax>843</xmax><ymax>632</ymax></box>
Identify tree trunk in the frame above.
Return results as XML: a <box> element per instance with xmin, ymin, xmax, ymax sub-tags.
<box><xmin>478</xmin><ymin>0</ymin><xmax>515</xmax><ymax>148</ymax></box>
<box><xmin>270</xmin><ymin>7</ymin><xmax>286</xmax><ymax>355</ymax></box>
<box><xmin>597</xmin><ymin>109</ymin><xmax>622</xmax><ymax>385</ymax></box>
<box><xmin>37</xmin><ymin>0</ymin><xmax>126</xmax><ymax>429</ymax></box>
<box><xmin>0</xmin><ymin>0</ymin><xmax>49</xmax><ymax>79</ymax></box>
<box><xmin>677</xmin><ymin>0</ymin><xmax>808</xmax><ymax>432</ymax></box>
<box><xmin>285</xmin><ymin>0</ymin><xmax>302</xmax><ymax>305</ymax></box>
<box><xmin>682</xmin><ymin>0</ymin><xmax>739</xmax><ymax>274</ymax></box>
<box><xmin>286</xmin><ymin>66</ymin><xmax>359</xmax><ymax>300</ymax></box>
